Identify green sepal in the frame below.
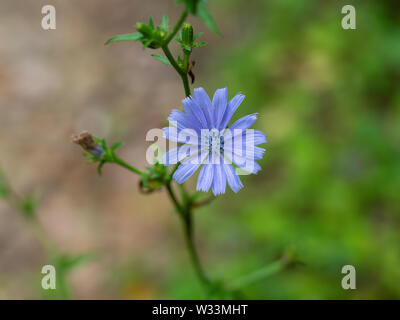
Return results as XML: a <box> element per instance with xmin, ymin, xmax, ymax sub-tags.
<box><xmin>192</xmin><ymin>41</ymin><xmax>207</xmax><ymax>48</ymax></box>
<box><xmin>83</xmin><ymin>152</ymin><xmax>101</xmax><ymax>164</ymax></box>
<box><xmin>148</xmin><ymin>16</ymin><xmax>154</xmax><ymax>28</ymax></box>
<box><xmin>136</xmin><ymin>22</ymin><xmax>154</xmax><ymax>38</ymax></box>
<box><xmin>97</xmin><ymin>161</ymin><xmax>105</xmax><ymax>176</ymax></box>
<box><xmin>111</xmin><ymin>141</ymin><xmax>124</xmax><ymax>151</ymax></box>
<box><xmin>161</xmin><ymin>14</ymin><xmax>169</xmax><ymax>32</ymax></box>
<box><xmin>193</xmin><ymin>32</ymin><xmax>203</xmax><ymax>41</ymax></box>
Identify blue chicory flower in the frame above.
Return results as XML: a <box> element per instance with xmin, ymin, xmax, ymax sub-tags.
<box><xmin>163</xmin><ymin>88</ymin><xmax>267</xmax><ymax>196</ymax></box>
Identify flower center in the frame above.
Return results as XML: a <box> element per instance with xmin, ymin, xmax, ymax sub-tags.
<box><xmin>202</xmin><ymin>129</ymin><xmax>224</xmax><ymax>155</ymax></box>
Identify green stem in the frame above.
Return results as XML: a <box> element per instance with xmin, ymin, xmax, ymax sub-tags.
<box><xmin>164</xmin><ymin>10</ymin><xmax>189</xmax><ymax>45</ymax></box>
<box><xmin>178</xmin><ymin>183</ymin><xmax>189</xmax><ymax>205</ymax></box>
<box><xmin>183</xmin><ymin>50</ymin><xmax>190</xmax><ymax>73</ymax></box>
<box><xmin>166</xmin><ymin>181</ymin><xmax>182</xmax><ymax>213</ymax></box>
<box><xmin>161</xmin><ymin>9</ymin><xmax>191</xmax><ymax>97</ymax></box>
<box><xmin>162</xmin><ymin>45</ymin><xmax>191</xmax><ymax>97</ymax></box>
<box><xmin>113</xmin><ymin>155</ymin><xmax>145</xmax><ymax>176</ymax></box>
<box><xmin>165</xmin><ymin>179</ymin><xmax>210</xmax><ymax>289</ymax></box>
<box><xmin>180</xmin><ymin>209</ymin><xmax>211</xmax><ymax>287</ymax></box>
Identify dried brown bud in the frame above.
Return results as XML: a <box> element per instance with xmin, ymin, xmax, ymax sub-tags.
<box><xmin>72</xmin><ymin>131</ymin><xmax>104</xmax><ymax>158</ymax></box>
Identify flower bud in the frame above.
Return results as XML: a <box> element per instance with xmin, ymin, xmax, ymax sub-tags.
<box><xmin>182</xmin><ymin>23</ymin><xmax>194</xmax><ymax>47</ymax></box>
<box><xmin>72</xmin><ymin>131</ymin><xmax>104</xmax><ymax>158</ymax></box>
<box><xmin>135</xmin><ymin>22</ymin><xmax>162</xmax><ymax>49</ymax></box>
<box><xmin>136</xmin><ymin>22</ymin><xmax>153</xmax><ymax>37</ymax></box>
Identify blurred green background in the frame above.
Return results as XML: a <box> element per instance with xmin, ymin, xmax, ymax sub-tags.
<box><xmin>0</xmin><ymin>0</ymin><xmax>399</xmax><ymax>299</ymax></box>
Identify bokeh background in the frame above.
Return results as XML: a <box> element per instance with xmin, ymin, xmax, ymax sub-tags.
<box><xmin>0</xmin><ymin>0</ymin><xmax>399</xmax><ymax>299</ymax></box>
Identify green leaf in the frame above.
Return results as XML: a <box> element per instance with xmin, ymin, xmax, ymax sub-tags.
<box><xmin>151</xmin><ymin>54</ymin><xmax>172</xmax><ymax>67</ymax></box>
<box><xmin>196</xmin><ymin>1</ymin><xmax>220</xmax><ymax>35</ymax></box>
<box><xmin>161</xmin><ymin>14</ymin><xmax>169</xmax><ymax>32</ymax></box>
<box><xmin>111</xmin><ymin>141</ymin><xmax>124</xmax><ymax>151</ymax></box>
<box><xmin>193</xmin><ymin>32</ymin><xmax>204</xmax><ymax>41</ymax></box>
<box><xmin>105</xmin><ymin>32</ymin><xmax>143</xmax><ymax>45</ymax></box>
<box><xmin>193</xmin><ymin>41</ymin><xmax>208</xmax><ymax>48</ymax></box>
<box><xmin>100</xmin><ymin>138</ymin><xmax>109</xmax><ymax>152</ymax></box>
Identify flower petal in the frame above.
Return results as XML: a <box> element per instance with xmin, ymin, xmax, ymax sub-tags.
<box><xmin>224</xmin><ymin>145</ymin><xmax>265</xmax><ymax>161</ymax></box>
<box><xmin>253</xmin><ymin>146</ymin><xmax>265</xmax><ymax>159</ymax></box>
<box><xmin>211</xmin><ymin>162</ymin><xmax>226</xmax><ymax>195</ymax></box>
<box><xmin>173</xmin><ymin>162</ymin><xmax>202</xmax><ymax>184</ymax></box>
<box><xmin>182</xmin><ymin>96</ymin><xmax>208</xmax><ymax>129</ymax></box>
<box><xmin>253</xmin><ymin>130</ymin><xmax>267</xmax><ymax>145</ymax></box>
<box><xmin>163</xmin><ymin>127</ymin><xmax>199</xmax><ymax>144</ymax></box>
<box><xmin>222</xmin><ymin>162</ymin><xmax>243</xmax><ymax>193</ymax></box>
<box><xmin>219</xmin><ymin>93</ymin><xmax>245</xmax><ymax>129</ymax></box>
<box><xmin>196</xmin><ymin>163</ymin><xmax>214</xmax><ymax>192</ymax></box>
<box><xmin>168</xmin><ymin>109</ymin><xmax>201</xmax><ymax>132</ymax></box>
<box><xmin>163</xmin><ymin>145</ymin><xmax>200</xmax><ymax>165</ymax></box>
<box><xmin>224</xmin><ymin>152</ymin><xmax>262</xmax><ymax>174</ymax></box>
<box><xmin>213</xmin><ymin>88</ymin><xmax>228</xmax><ymax>129</ymax></box>
<box><xmin>229</xmin><ymin>113</ymin><xmax>258</xmax><ymax>131</ymax></box>
<box><xmin>192</xmin><ymin>87</ymin><xmax>214</xmax><ymax>128</ymax></box>
<box><xmin>228</xmin><ymin>129</ymin><xmax>267</xmax><ymax>147</ymax></box>
<box><xmin>172</xmin><ymin>150</ymin><xmax>208</xmax><ymax>184</ymax></box>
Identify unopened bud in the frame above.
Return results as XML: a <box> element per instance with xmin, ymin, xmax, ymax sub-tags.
<box><xmin>182</xmin><ymin>23</ymin><xmax>194</xmax><ymax>45</ymax></box>
<box><xmin>135</xmin><ymin>22</ymin><xmax>161</xmax><ymax>49</ymax></box>
<box><xmin>136</xmin><ymin>22</ymin><xmax>153</xmax><ymax>37</ymax></box>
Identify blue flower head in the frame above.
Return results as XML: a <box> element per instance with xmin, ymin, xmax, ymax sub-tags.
<box><xmin>163</xmin><ymin>88</ymin><xmax>267</xmax><ymax>196</ymax></box>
